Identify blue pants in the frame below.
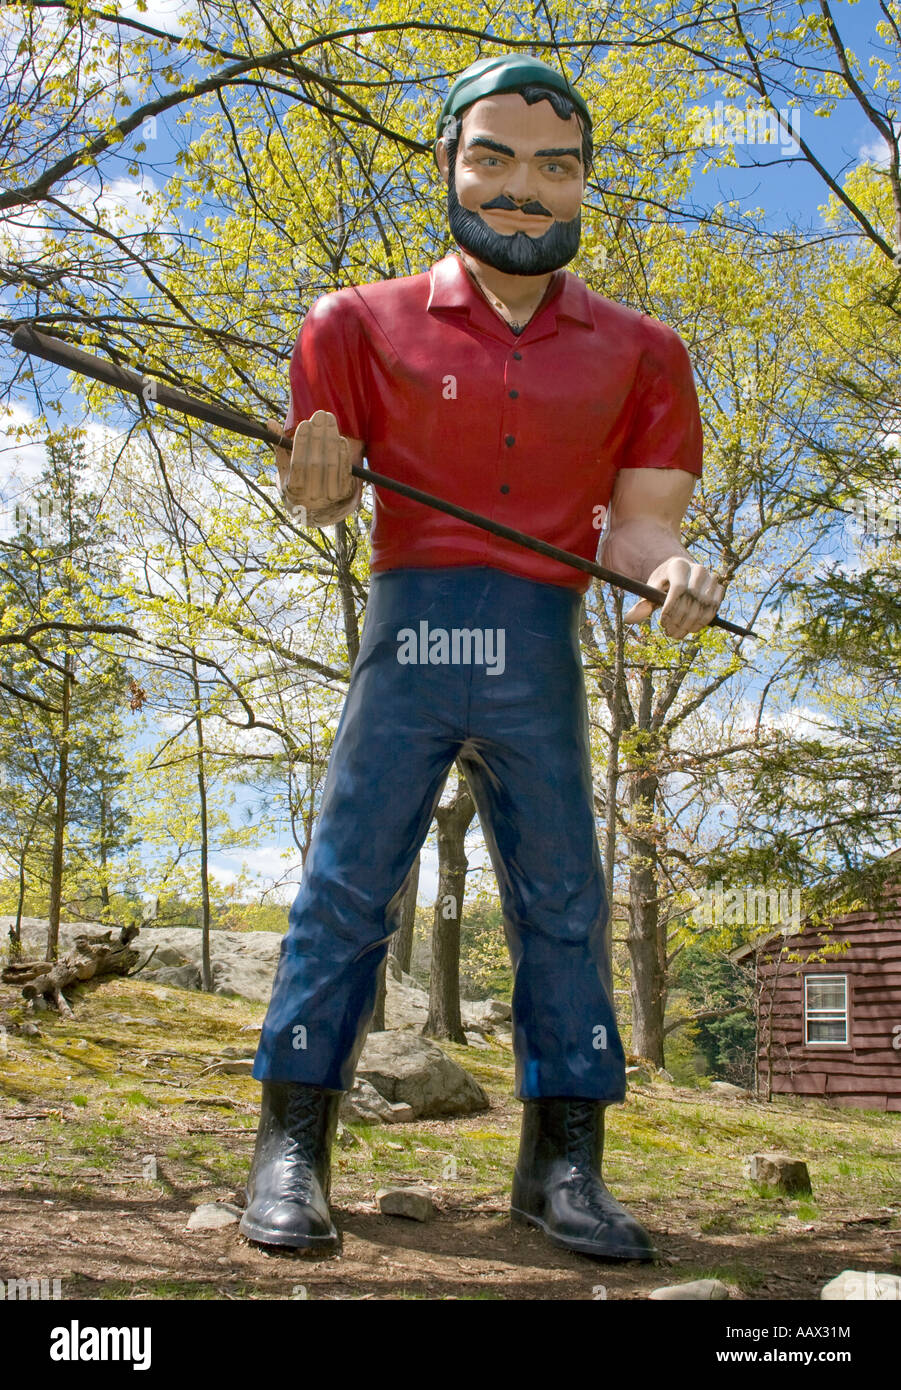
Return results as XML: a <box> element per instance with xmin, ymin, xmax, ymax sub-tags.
<box><xmin>252</xmin><ymin>566</ymin><xmax>626</xmax><ymax>1102</ymax></box>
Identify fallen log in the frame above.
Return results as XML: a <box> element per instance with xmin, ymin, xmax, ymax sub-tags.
<box><xmin>2</xmin><ymin>923</ymin><xmax>141</xmax><ymax>1016</ymax></box>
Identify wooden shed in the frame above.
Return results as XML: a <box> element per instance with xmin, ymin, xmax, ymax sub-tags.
<box><xmin>732</xmin><ymin>880</ymin><xmax>901</xmax><ymax>1111</ymax></box>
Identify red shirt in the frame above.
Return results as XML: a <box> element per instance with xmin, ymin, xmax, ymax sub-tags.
<box><xmin>285</xmin><ymin>252</ymin><xmax>703</xmax><ymax>592</ymax></box>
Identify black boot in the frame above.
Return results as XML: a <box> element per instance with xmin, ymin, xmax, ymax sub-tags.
<box><xmin>239</xmin><ymin>1081</ymin><xmax>341</xmax><ymax>1251</ymax></box>
<box><xmin>511</xmin><ymin>1098</ymin><xmax>656</xmax><ymax>1261</ymax></box>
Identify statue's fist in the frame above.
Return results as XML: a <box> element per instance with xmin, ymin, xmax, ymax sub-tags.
<box><xmin>268</xmin><ymin>412</ymin><xmax>362</xmax><ymax>526</ymax></box>
<box><xmin>623</xmin><ymin>556</ymin><xmax>725</xmax><ymax>640</ymax></box>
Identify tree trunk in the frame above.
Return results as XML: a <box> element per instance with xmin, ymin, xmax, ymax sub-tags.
<box><xmin>191</xmin><ymin>660</ymin><xmax>213</xmax><ymax>993</ymax></box>
<box><xmin>425</xmin><ymin>772</ymin><xmax>475</xmax><ymax>1043</ymax></box>
<box><xmin>11</xmin><ymin>821</ymin><xmax>36</xmax><ymax>954</ymax></box>
<box><xmin>98</xmin><ymin>784</ymin><xmax>110</xmax><ymax>910</ymax></box>
<box><xmin>370</xmin><ymin>856</ymin><xmax>421</xmax><ymax>1032</ymax></box>
<box><xmin>389</xmin><ymin>852</ymin><xmax>420</xmax><ymax>974</ymax></box>
<box><xmin>334</xmin><ymin>518</ymin><xmax>360</xmax><ymax>669</ymax></box>
<box><xmin>46</xmin><ymin>650</ymin><xmax>73</xmax><ymax>962</ymax></box>
<box><xmin>601</xmin><ymin>592</ymin><xmax>625</xmax><ymax>1001</ymax></box>
<box><xmin>370</xmin><ymin>956</ymin><xmax>387</xmax><ymax>1031</ymax></box>
<box><xmin>626</xmin><ymin>671</ymin><xmax>665</xmax><ymax>1065</ymax></box>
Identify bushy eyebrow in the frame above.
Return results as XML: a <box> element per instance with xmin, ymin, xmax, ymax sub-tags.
<box><xmin>465</xmin><ymin>136</ymin><xmax>515</xmax><ymax>156</ymax></box>
<box><xmin>466</xmin><ymin>135</ymin><xmax>582</xmax><ymax>162</ymax></box>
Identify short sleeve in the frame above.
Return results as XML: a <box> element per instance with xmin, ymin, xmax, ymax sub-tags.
<box><xmin>284</xmin><ymin>290</ymin><xmax>370</xmax><ymax>443</ymax></box>
<box><xmin>617</xmin><ymin>320</ymin><xmax>703</xmax><ymax>476</ymax></box>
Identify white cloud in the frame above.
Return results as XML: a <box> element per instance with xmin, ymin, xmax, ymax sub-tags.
<box><xmin>60</xmin><ymin>172</ymin><xmax>168</xmax><ymax>239</ymax></box>
<box><xmin>0</xmin><ymin>204</ymin><xmax>50</xmax><ymax>258</ymax></box>
<box><xmin>859</xmin><ymin>137</ymin><xmax>891</xmax><ymax>168</ymax></box>
<box><xmin>207</xmin><ymin>836</ymin><xmax>494</xmax><ymax>912</ymax></box>
<box><xmin>208</xmin><ymin>846</ymin><xmax>301</xmax><ymax>904</ymax></box>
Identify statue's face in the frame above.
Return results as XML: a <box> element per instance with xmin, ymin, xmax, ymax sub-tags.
<box><xmin>435</xmin><ymin>92</ymin><xmax>585</xmax><ymax>275</ymax></box>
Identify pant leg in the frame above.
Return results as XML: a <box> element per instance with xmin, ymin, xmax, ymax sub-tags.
<box><xmin>252</xmin><ymin>570</ymin><xmax>465</xmax><ymax>1089</ymax></box>
<box><xmin>456</xmin><ymin>571</ymin><xmax>627</xmax><ymax>1103</ymax></box>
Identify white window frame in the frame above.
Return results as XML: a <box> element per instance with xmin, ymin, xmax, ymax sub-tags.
<box><xmin>804</xmin><ymin>973</ymin><xmax>848</xmax><ymax>1045</ymax></box>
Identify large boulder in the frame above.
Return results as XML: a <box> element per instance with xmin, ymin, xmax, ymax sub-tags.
<box><xmin>384</xmin><ymin>967</ymin><xmax>510</xmax><ymax>1034</ymax></box>
<box><xmin>1</xmin><ymin>919</ymin><xmax>283</xmax><ymax>1003</ymax></box>
<box><xmin>2</xmin><ymin>920</ymin><xmax>512</xmax><ymax>1026</ymax></box>
<box><xmin>149</xmin><ymin>964</ymin><xmax>202</xmax><ymax>991</ymax></box>
<box><xmin>384</xmin><ymin>971</ymin><xmax>430</xmax><ymax>1030</ymax></box>
<box><xmin>356</xmin><ymin>1031</ymin><xmax>489</xmax><ymax>1118</ymax></box>
<box><xmin>210</xmin><ymin>955</ymin><xmax>278</xmax><ymax>1003</ymax></box>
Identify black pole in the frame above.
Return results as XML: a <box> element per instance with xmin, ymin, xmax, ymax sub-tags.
<box><xmin>10</xmin><ymin>325</ymin><xmax>756</xmax><ymax>638</ymax></box>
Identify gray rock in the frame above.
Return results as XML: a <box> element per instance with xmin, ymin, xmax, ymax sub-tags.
<box><xmin>130</xmin><ymin>926</ymin><xmax>281</xmax><ymax>1002</ymax></box>
<box><xmin>745</xmin><ymin>1152</ymin><xmax>812</xmax><ymax>1195</ymax></box>
<box><xmin>210</xmin><ymin>956</ymin><xmax>277</xmax><ymax>1003</ymax></box>
<box><xmin>649</xmin><ymin>1279</ymin><xmax>731</xmax><ymax>1301</ymax></box>
<box><xmin>657</xmin><ymin>1068</ymin><xmax>675</xmax><ymax>1083</ymax></box>
<box><xmin>384</xmin><ymin>972</ymin><xmax>430</xmax><ymax>1030</ymax></box>
<box><xmin>376</xmin><ymin>1186</ymin><xmax>436</xmax><ymax>1222</ymax></box>
<box><xmin>383</xmin><ymin>969</ymin><xmax>510</xmax><ymax>1034</ymax></box>
<box><xmin>626</xmin><ymin>1065</ymin><xmax>654</xmax><ymax>1085</ymax></box>
<box><xmin>711</xmin><ymin>1081</ymin><xmax>750</xmax><ymax>1097</ymax></box>
<box><xmin>463</xmin><ymin>998</ymin><xmax>511</xmax><ymax>1025</ymax></box>
<box><xmin>464</xmin><ymin>1031</ymin><xmax>491</xmax><ymax>1049</ymax></box>
<box><xmin>340</xmin><ymin>1079</ymin><xmax>414</xmax><ymax>1124</ymax></box>
<box><xmin>142</xmin><ymin>964</ymin><xmax>202</xmax><ymax>991</ymax></box>
<box><xmin>821</xmin><ymin>1270</ymin><xmax>901</xmax><ymax>1301</ymax></box>
<box><xmin>187</xmin><ymin>1202</ymin><xmax>242</xmax><ymax>1230</ymax></box>
<box><xmin>145</xmin><ymin>946</ymin><xmax>192</xmax><ymax>968</ymax></box>
<box><xmin>356</xmin><ymin>1031</ymin><xmax>489</xmax><ymax>1119</ymax></box>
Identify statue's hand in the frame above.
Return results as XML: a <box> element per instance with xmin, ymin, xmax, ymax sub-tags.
<box><xmin>269</xmin><ymin>410</ymin><xmax>362</xmax><ymax>525</ymax></box>
<box><xmin>623</xmin><ymin>556</ymin><xmax>724</xmax><ymax>640</ymax></box>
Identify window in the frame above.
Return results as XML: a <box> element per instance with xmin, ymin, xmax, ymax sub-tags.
<box><xmin>804</xmin><ymin>974</ymin><xmax>848</xmax><ymax>1044</ymax></box>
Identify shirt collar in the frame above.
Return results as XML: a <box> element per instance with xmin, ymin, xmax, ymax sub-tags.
<box><xmin>427</xmin><ymin>251</ymin><xmax>593</xmax><ymax>329</ymax></box>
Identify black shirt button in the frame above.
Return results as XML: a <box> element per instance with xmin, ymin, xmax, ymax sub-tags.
<box><xmin>512</xmin><ymin>351</ymin><xmax>522</xmax><ymax>360</ymax></box>
<box><xmin>505</xmin><ymin>435</ymin><xmax>515</xmax><ymax>446</ymax></box>
<box><xmin>509</xmin><ymin>389</ymin><xmax>519</xmax><ymax>398</ymax></box>
<box><xmin>500</xmin><ymin>484</ymin><xmax>510</xmax><ymax>494</ymax></box>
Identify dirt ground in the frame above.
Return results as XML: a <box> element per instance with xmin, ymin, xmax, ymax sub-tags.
<box><xmin>1</xmin><ymin>974</ymin><xmax>899</xmax><ymax>1301</ymax></box>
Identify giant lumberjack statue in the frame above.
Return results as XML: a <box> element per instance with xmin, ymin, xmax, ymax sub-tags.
<box><xmin>241</xmin><ymin>53</ymin><xmax>725</xmax><ymax>1261</ymax></box>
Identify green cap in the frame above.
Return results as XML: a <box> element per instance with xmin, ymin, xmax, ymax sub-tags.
<box><xmin>434</xmin><ymin>54</ymin><xmax>592</xmax><ymax>164</ymax></box>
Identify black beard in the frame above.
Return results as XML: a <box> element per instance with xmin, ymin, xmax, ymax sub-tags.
<box><xmin>447</xmin><ymin>167</ymin><xmax>581</xmax><ymax>275</ymax></box>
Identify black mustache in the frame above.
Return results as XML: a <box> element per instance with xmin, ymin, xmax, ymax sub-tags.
<box><xmin>480</xmin><ymin>196</ymin><xmax>554</xmax><ymax>217</ymax></box>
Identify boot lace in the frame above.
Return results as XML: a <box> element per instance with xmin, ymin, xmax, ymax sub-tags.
<box><xmin>563</xmin><ymin>1100</ymin><xmax>599</xmax><ymax>1165</ymax></box>
<box><xmin>285</xmin><ymin>1086</ymin><xmax>326</xmax><ymax>1131</ymax></box>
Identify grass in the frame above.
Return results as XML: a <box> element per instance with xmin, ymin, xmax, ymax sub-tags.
<box><xmin>1</xmin><ymin>965</ymin><xmax>899</xmax><ymax>1299</ymax></box>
